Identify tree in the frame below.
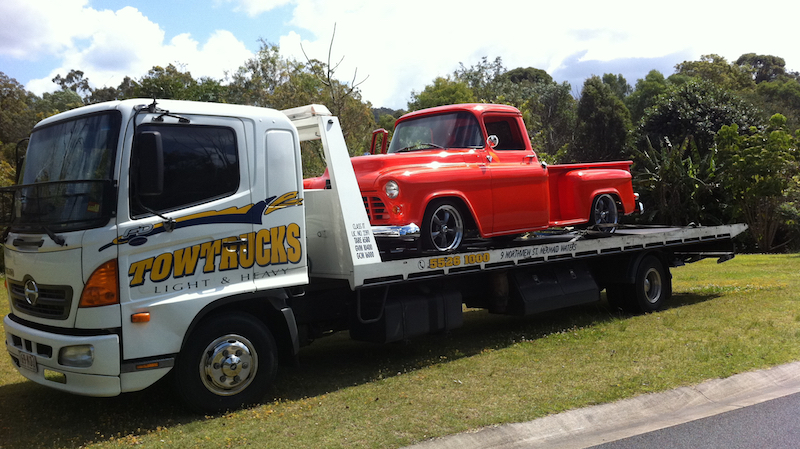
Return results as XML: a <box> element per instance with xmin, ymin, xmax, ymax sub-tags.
<box><xmin>34</xmin><ymin>90</ymin><xmax>84</xmax><ymax>118</ymax></box>
<box><xmin>752</xmin><ymin>76</ymin><xmax>800</xmax><ymax>131</ymax></box>
<box><xmin>190</xmin><ymin>77</ymin><xmax>226</xmax><ymax>103</ymax></box>
<box><xmin>638</xmin><ymin>80</ymin><xmax>763</xmax><ymax>158</ymax></box>
<box><xmin>522</xmin><ymin>81</ymin><xmax>576</xmax><ymax>160</ymax></box>
<box><xmin>453</xmin><ymin>56</ymin><xmax>507</xmax><ymax>103</ymax></box>
<box><xmin>602</xmin><ymin>73</ymin><xmax>632</xmax><ymax>101</ymax></box>
<box><xmin>499</xmin><ymin>67</ymin><xmax>552</xmax><ymax>85</ymax></box>
<box><xmin>716</xmin><ymin>114</ymin><xmax>800</xmax><ymax>251</ymax></box>
<box><xmin>52</xmin><ymin>69</ymin><xmax>91</xmax><ymax>102</ymax></box>
<box><xmin>135</xmin><ymin>64</ymin><xmax>199</xmax><ymax>100</ymax></box>
<box><xmin>675</xmin><ymin>54</ymin><xmax>754</xmax><ymax>92</ymax></box>
<box><xmin>225</xmin><ymin>41</ymin><xmax>292</xmax><ymax>107</ymax></box>
<box><xmin>86</xmin><ymin>76</ymin><xmax>140</xmax><ymax>104</ymax></box>
<box><xmin>570</xmin><ymin>76</ymin><xmax>632</xmax><ymax>162</ymax></box>
<box><xmin>0</xmin><ymin>72</ymin><xmax>37</xmax><ymax>175</ymax></box>
<box><xmin>408</xmin><ymin>77</ymin><xmax>475</xmax><ymax>111</ymax></box>
<box><xmin>735</xmin><ymin>53</ymin><xmax>786</xmax><ymax>84</ymax></box>
<box><xmin>625</xmin><ymin>70</ymin><xmax>668</xmax><ymax>124</ymax></box>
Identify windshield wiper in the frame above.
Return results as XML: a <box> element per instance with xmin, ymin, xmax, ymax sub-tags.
<box><xmin>42</xmin><ymin>225</ymin><xmax>66</xmax><ymax>246</ymax></box>
<box><xmin>395</xmin><ymin>143</ymin><xmax>445</xmax><ymax>153</ymax></box>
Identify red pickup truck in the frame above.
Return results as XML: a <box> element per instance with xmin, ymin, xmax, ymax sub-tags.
<box><xmin>304</xmin><ymin>103</ymin><xmax>641</xmax><ymax>252</ymax></box>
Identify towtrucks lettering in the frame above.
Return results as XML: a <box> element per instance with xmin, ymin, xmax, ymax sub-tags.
<box><xmin>128</xmin><ymin>223</ymin><xmax>302</xmax><ymax>287</ymax></box>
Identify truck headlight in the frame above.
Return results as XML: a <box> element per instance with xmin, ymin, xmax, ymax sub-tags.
<box><xmin>385</xmin><ymin>180</ymin><xmax>400</xmax><ymax>199</ymax></box>
<box><xmin>59</xmin><ymin>345</ymin><xmax>94</xmax><ymax>368</ymax></box>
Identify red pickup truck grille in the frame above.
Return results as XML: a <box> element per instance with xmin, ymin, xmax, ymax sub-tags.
<box><xmin>363</xmin><ymin>196</ymin><xmax>389</xmax><ymax>221</ymax></box>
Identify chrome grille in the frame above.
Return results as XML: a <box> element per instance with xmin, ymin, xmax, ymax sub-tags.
<box><xmin>362</xmin><ymin>196</ymin><xmax>389</xmax><ymax>221</ymax></box>
<box><xmin>9</xmin><ymin>280</ymin><xmax>73</xmax><ymax>320</ymax></box>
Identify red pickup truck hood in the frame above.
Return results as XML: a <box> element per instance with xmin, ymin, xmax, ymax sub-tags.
<box><xmin>353</xmin><ymin>151</ymin><xmax>478</xmax><ymax>188</ymax></box>
<box><xmin>304</xmin><ymin>150</ymin><xmax>478</xmax><ymax>190</ymax></box>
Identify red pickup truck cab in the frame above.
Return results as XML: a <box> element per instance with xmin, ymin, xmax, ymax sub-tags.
<box><xmin>304</xmin><ymin>103</ymin><xmax>641</xmax><ymax>252</ymax></box>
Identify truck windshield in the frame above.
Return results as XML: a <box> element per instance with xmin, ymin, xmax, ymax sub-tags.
<box><xmin>0</xmin><ymin>111</ymin><xmax>121</xmax><ymax>232</ymax></box>
<box><xmin>387</xmin><ymin>112</ymin><xmax>483</xmax><ymax>153</ymax></box>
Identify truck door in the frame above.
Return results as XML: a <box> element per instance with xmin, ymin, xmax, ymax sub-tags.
<box><xmin>250</xmin><ymin>126</ymin><xmax>307</xmax><ymax>291</ymax></box>
<box><xmin>116</xmin><ymin>115</ymin><xmax>254</xmax><ymax>361</ymax></box>
<box><xmin>483</xmin><ymin>114</ymin><xmax>549</xmax><ymax>233</ymax></box>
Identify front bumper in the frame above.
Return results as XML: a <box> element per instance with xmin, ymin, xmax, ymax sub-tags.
<box><xmin>4</xmin><ymin>314</ymin><xmax>122</xmax><ymax>397</ymax></box>
<box><xmin>371</xmin><ymin>223</ymin><xmax>420</xmax><ymax>241</ymax></box>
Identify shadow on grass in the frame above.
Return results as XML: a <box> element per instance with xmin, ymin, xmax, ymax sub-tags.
<box><xmin>0</xmin><ymin>292</ymin><xmax>722</xmax><ymax>448</ymax></box>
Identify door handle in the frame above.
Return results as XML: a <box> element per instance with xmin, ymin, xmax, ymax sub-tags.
<box><xmin>222</xmin><ymin>238</ymin><xmax>248</xmax><ymax>249</ymax></box>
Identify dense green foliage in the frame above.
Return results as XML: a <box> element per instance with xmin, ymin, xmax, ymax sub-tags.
<box><xmin>3</xmin><ymin>50</ymin><xmax>800</xmax><ymax>251</ymax></box>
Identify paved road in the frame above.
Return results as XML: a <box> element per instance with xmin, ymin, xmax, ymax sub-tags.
<box><xmin>407</xmin><ymin>361</ymin><xmax>800</xmax><ymax>449</ymax></box>
<box><xmin>590</xmin><ymin>392</ymin><xmax>800</xmax><ymax>449</ymax></box>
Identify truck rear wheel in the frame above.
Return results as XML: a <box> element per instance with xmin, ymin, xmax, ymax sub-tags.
<box><xmin>632</xmin><ymin>255</ymin><xmax>671</xmax><ymax>312</ymax></box>
<box><xmin>174</xmin><ymin>312</ymin><xmax>277</xmax><ymax>413</ymax></box>
<box><xmin>605</xmin><ymin>255</ymin><xmax>671</xmax><ymax>313</ymax></box>
<box><xmin>423</xmin><ymin>200</ymin><xmax>465</xmax><ymax>252</ymax></box>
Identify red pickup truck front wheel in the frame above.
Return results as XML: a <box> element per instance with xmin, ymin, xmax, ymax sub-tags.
<box><xmin>423</xmin><ymin>200</ymin><xmax>465</xmax><ymax>252</ymax></box>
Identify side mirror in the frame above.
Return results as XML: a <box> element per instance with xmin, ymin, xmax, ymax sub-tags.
<box><xmin>370</xmin><ymin>128</ymin><xmax>389</xmax><ymax>154</ymax></box>
<box><xmin>133</xmin><ymin>131</ymin><xmax>164</xmax><ymax>196</ymax></box>
<box><xmin>487</xmin><ymin>135</ymin><xmax>499</xmax><ymax>149</ymax></box>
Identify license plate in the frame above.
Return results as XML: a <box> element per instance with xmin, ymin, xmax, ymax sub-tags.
<box><xmin>18</xmin><ymin>351</ymin><xmax>38</xmax><ymax>373</ymax></box>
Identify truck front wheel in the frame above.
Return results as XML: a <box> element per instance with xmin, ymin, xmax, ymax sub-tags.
<box><xmin>174</xmin><ymin>312</ymin><xmax>278</xmax><ymax>413</ymax></box>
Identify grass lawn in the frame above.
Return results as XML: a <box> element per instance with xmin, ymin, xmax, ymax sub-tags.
<box><xmin>1</xmin><ymin>254</ymin><xmax>799</xmax><ymax>448</ymax></box>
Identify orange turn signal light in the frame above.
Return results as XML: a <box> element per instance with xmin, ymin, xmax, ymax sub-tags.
<box><xmin>131</xmin><ymin>312</ymin><xmax>151</xmax><ymax>323</ymax></box>
<box><xmin>79</xmin><ymin>260</ymin><xmax>120</xmax><ymax>308</ymax></box>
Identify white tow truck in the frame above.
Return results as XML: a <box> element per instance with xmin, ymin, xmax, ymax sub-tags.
<box><xmin>2</xmin><ymin>99</ymin><xmax>746</xmax><ymax>412</ymax></box>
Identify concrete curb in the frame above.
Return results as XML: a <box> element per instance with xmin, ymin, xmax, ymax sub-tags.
<box><xmin>406</xmin><ymin>361</ymin><xmax>800</xmax><ymax>449</ymax></box>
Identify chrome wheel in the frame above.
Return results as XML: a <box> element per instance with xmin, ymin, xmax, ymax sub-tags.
<box><xmin>643</xmin><ymin>267</ymin><xmax>663</xmax><ymax>305</ymax></box>
<box><xmin>426</xmin><ymin>202</ymin><xmax>464</xmax><ymax>251</ymax></box>
<box><xmin>200</xmin><ymin>334</ymin><xmax>257</xmax><ymax>396</ymax></box>
<box><xmin>175</xmin><ymin>312</ymin><xmax>277</xmax><ymax>412</ymax></box>
<box><xmin>592</xmin><ymin>194</ymin><xmax>619</xmax><ymax>233</ymax></box>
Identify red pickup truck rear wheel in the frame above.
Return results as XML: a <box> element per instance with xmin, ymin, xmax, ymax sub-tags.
<box><xmin>591</xmin><ymin>194</ymin><xmax>619</xmax><ymax>233</ymax></box>
<box><xmin>423</xmin><ymin>200</ymin><xmax>465</xmax><ymax>252</ymax></box>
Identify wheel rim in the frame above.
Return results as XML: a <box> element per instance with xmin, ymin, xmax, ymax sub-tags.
<box><xmin>593</xmin><ymin>195</ymin><xmax>619</xmax><ymax>231</ymax></box>
<box><xmin>643</xmin><ymin>267</ymin><xmax>663</xmax><ymax>304</ymax></box>
<box><xmin>429</xmin><ymin>204</ymin><xmax>464</xmax><ymax>251</ymax></box>
<box><xmin>199</xmin><ymin>334</ymin><xmax>258</xmax><ymax>396</ymax></box>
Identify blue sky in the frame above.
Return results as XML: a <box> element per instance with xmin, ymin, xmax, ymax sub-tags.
<box><xmin>2</xmin><ymin>1</ymin><xmax>799</xmax><ymax>109</ymax></box>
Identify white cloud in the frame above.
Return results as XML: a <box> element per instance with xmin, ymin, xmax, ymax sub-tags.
<box><xmin>221</xmin><ymin>0</ymin><xmax>295</xmax><ymax>17</ymax></box>
<box><xmin>0</xmin><ymin>0</ymin><xmax>94</xmax><ymax>59</ymax></box>
<box><xmin>13</xmin><ymin>3</ymin><xmax>253</xmax><ymax>95</ymax></box>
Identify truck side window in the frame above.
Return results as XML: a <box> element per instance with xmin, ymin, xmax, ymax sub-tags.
<box><xmin>132</xmin><ymin>124</ymin><xmax>239</xmax><ymax>217</ymax></box>
<box><xmin>484</xmin><ymin>117</ymin><xmax>524</xmax><ymax>150</ymax></box>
